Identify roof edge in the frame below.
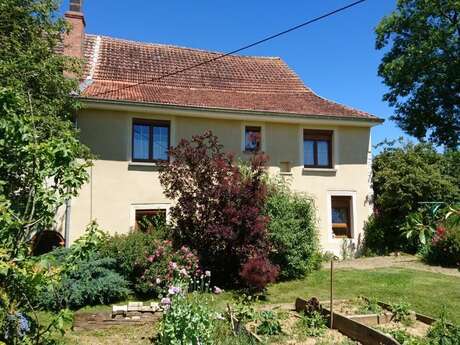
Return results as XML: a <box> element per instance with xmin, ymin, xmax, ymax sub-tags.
<box><xmin>80</xmin><ymin>96</ymin><xmax>384</xmax><ymax>126</ymax></box>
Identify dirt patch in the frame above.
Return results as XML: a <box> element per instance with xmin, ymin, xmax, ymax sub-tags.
<box><xmin>324</xmin><ymin>255</ymin><xmax>460</xmax><ymax>277</ymax></box>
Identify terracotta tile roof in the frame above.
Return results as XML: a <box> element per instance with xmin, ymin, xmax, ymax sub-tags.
<box><xmin>80</xmin><ymin>34</ymin><xmax>381</xmax><ymax>121</ymax></box>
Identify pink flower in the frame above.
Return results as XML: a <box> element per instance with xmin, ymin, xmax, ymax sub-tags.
<box><xmin>147</xmin><ymin>255</ymin><xmax>155</xmax><ymax>262</ymax></box>
<box><xmin>179</xmin><ymin>268</ymin><xmax>188</xmax><ymax>276</ymax></box>
<box><xmin>169</xmin><ymin>262</ymin><xmax>178</xmax><ymax>270</ymax></box>
<box><xmin>213</xmin><ymin>286</ymin><xmax>223</xmax><ymax>294</ymax></box>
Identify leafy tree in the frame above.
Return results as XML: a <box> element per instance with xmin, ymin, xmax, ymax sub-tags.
<box><xmin>365</xmin><ymin>142</ymin><xmax>459</xmax><ymax>253</ymax></box>
<box><xmin>0</xmin><ymin>0</ymin><xmax>90</xmax><ymax>343</ymax></box>
<box><xmin>159</xmin><ymin>131</ymin><xmax>278</xmax><ymax>289</ymax></box>
<box><xmin>376</xmin><ymin>0</ymin><xmax>460</xmax><ymax>149</ymax></box>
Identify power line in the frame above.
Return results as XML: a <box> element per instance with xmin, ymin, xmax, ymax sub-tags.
<box><xmin>92</xmin><ymin>0</ymin><xmax>368</xmax><ymax>97</ymax></box>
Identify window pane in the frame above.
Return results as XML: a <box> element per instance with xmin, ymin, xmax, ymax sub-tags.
<box><xmin>245</xmin><ymin>127</ymin><xmax>261</xmax><ymax>151</ymax></box>
<box><xmin>317</xmin><ymin>140</ymin><xmax>330</xmax><ymax>166</ymax></box>
<box><xmin>332</xmin><ymin>207</ymin><xmax>348</xmax><ymax>224</ymax></box>
<box><xmin>153</xmin><ymin>126</ymin><xmax>169</xmax><ymax>160</ymax></box>
<box><xmin>304</xmin><ymin>140</ymin><xmax>314</xmax><ymax>165</ymax></box>
<box><xmin>133</xmin><ymin>124</ymin><xmax>149</xmax><ymax>160</ymax></box>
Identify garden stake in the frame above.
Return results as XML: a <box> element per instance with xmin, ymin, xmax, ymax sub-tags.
<box><xmin>330</xmin><ymin>259</ymin><xmax>334</xmax><ymax>329</ymax></box>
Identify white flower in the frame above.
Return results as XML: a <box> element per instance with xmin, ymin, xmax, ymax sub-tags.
<box><xmin>205</xmin><ymin>270</ymin><xmax>211</xmax><ymax>277</ymax></box>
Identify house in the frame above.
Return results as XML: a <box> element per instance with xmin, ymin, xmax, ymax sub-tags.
<box><xmin>54</xmin><ymin>0</ymin><xmax>382</xmax><ymax>255</ymax></box>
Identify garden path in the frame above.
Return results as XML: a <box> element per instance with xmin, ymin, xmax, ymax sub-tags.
<box><xmin>326</xmin><ymin>255</ymin><xmax>460</xmax><ymax>278</ymax></box>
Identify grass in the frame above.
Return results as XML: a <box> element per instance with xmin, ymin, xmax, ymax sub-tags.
<box><xmin>55</xmin><ymin>267</ymin><xmax>460</xmax><ymax>344</ymax></box>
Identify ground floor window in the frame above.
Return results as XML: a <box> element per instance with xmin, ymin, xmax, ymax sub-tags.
<box><xmin>331</xmin><ymin>195</ymin><xmax>352</xmax><ymax>238</ymax></box>
<box><xmin>135</xmin><ymin>209</ymin><xmax>167</xmax><ymax>233</ymax></box>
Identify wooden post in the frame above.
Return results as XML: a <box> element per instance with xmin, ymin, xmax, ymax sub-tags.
<box><xmin>330</xmin><ymin>259</ymin><xmax>334</xmax><ymax>329</ymax></box>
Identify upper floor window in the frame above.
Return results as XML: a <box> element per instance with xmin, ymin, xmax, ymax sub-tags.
<box><xmin>132</xmin><ymin>119</ymin><xmax>170</xmax><ymax>162</ymax></box>
<box><xmin>303</xmin><ymin>130</ymin><xmax>332</xmax><ymax>168</ymax></box>
<box><xmin>244</xmin><ymin>126</ymin><xmax>262</xmax><ymax>152</ymax></box>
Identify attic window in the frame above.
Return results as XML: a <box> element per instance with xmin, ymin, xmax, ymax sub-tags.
<box><xmin>244</xmin><ymin>126</ymin><xmax>262</xmax><ymax>152</ymax></box>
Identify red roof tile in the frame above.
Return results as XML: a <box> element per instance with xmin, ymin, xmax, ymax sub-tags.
<box><xmin>81</xmin><ymin>34</ymin><xmax>380</xmax><ymax>121</ymax></box>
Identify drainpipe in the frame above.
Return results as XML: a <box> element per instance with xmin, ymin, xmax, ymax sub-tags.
<box><xmin>64</xmin><ymin>198</ymin><xmax>71</xmax><ymax>248</ymax></box>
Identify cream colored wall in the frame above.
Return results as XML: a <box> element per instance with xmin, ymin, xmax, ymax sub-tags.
<box><xmin>56</xmin><ymin>108</ymin><xmax>373</xmax><ymax>255</ymax></box>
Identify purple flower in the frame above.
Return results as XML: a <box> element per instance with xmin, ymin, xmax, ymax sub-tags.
<box><xmin>160</xmin><ymin>297</ymin><xmax>171</xmax><ymax>310</ymax></box>
<box><xmin>168</xmin><ymin>286</ymin><xmax>182</xmax><ymax>295</ymax></box>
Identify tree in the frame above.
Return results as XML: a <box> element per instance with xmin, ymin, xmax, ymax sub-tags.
<box><xmin>376</xmin><ymin>0</ymin><xmax>460</xmax><ymax>149</ymax></box>
<box><xmin>159</xmin><ymin>131</ymin><xmax>278</xmax><ymax>289</ymax></box>
<box><xmin>365</xmin><ymin>142</ymin><xmax>459</xmax><ymax>253</ymax></box>
<box><xmin>0</xmin><ymin>1</ymin><xmax>90</xmax><ymax>343</ymax></box>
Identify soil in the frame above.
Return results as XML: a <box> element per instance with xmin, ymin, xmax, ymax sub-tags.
<box><xmin>324</xmin><ymin>254</ymin><xmax>460</xmax><ymax>277</ymax></box>
<box><xmin>376</xmin><ymin>319</ymin><xmax>430</xmax><ymax>339</ymax></box>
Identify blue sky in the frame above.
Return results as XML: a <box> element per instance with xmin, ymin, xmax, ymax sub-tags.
<box><xmin>59</xmin><ymin>0</ymin><xmax>413</xmax><ymax>152</ymax></box>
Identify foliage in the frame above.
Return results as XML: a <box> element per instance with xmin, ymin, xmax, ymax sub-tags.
<box><xmin>155</xmin><ymin>293</ymin><xmax>214</xmax><ymax>345</ymax></box>
<box><xmin>265</xmin><ymin>179</ymin><xmax>321</xmax><ymax>280</ymax></box>
<box><xmin>39</xmin><ymin>251</ymin><xmax>130</xmax><ymax>311</ymax></box>
<box><xmin>211</xmin><ymin>320</ymin><xmax>257</xmax><ymax>345</ymax></box>
<box><xmin>365</xmin><ymin>143</ymin><xmax>460</xmax><ymax>253</ymax></box>
<box><xmin>256</xmin><ymin>310</ymin><xmax>282</xmax><ymax>336</ymax></box>
<box><xmin>232</xmin><ymin>294</ymin><xmax>256</xmax><ymax>323</ymax></box>
<box><xmin>386</xmin><ymin>328</ymin><xmax>427</xmax><ymax>345</ymax></box>
<box><xmin>159</xmin><ymin>131</ymin><xmax>277</xmax><ymax>289</ymax></box>
<box><xmin>427</xmin><ymin>308</ymin><xmax>460</xmax><ymax>345</ymax></box>
<box><xmin>239</xmin><ymin>256</ymin><xmax>279</xmax><ymax>293</ymax></box>
<box><xmin>401</xmin><ymin>206</ymin><xmax>440</xmax><ymax>247</ymax></box>
<box><xmin>425</xmin><ymin>225</ymin><xmax>460</xmax><ymax>268</ymax></box>
<box><xmin>0</xmin><ymin>1</ymin><xmax>90</xmax><ymax>342</ymax></box>
<box><xmin>357</xmin><ymin>297</ymin><xmax>382</xmax><ymax>315</ymax></box>
<box><xmin>375</xmin><ymin>0</ymin><xmax>460</xmax><ymax>149</ymax></box>
<box><xmin>101</xmin><ymin>231</ymin><xmax>200</xmax><ymax>297</ymax></box>
<box><xmin>390</xmin><ymin>301</ymin><xmax>413</xmax><ymax>325</ymax></box>
<box><xmin>296</xmin><ymin>311</ymin><xmax>327</xmax><ymax>337</ymax></box>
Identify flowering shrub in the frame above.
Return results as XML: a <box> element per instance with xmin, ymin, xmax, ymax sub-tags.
<box><xmin>425</xmin><ymin>225</ymin><xmax>460</xmax><ymax>268</ymax></box>
<box><xmin>159</xmin><ymin>131</ymin><xmax>278</xmax><ymax>289</ymax></box>
<box><xmin>137</xmin><ymin>241</ymin><xmax>200</xmax><ymax>296</ymax></box>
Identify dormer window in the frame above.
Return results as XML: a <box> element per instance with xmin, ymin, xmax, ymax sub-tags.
<box><xmin>244</xmin><ymin>126</ymin><xmax>262</xmax><ymax>152</ymax></box>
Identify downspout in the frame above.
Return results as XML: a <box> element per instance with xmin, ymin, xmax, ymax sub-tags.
<box><xmin>64</xmin><ymin>198</ymin><xmax>71</xmax><ymax>248</ymax></box>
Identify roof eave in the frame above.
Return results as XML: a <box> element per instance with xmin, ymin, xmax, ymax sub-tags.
<box><xmin>79</xmin><ymin>96</ymin><xmax>384</xmax><ymax>127</ymax></box>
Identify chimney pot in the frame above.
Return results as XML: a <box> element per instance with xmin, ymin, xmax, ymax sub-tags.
<box><xmin>69</xmin><ymin>0</ymin><xmax>83</xmax><ymax>12</ymax></box>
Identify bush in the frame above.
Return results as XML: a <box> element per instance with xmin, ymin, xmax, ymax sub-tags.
<box><xmin>159</xmin><ymin>131</ymin><xmax>277</xmax><ymax>289</ymax></box>
<box><xmin>296</xmin><ymin>311</ymin><xmax>327</xmax><ymax>337</ymax></box>
<box><xmin>100</xmin><ymin>232</ymin><xmax>200</xmax><ymax>297</ymax></box>
<box><xmin>155</xmin><ymin>293</ymin><xmax>214</xmax><ymax>345</ymax></box>
<box><xmin>425</xmin><ymin>225</ymin><xmax>460</xmax><ymax>268</ymax></box>
<box><xmin>265</xmin><ymin>181</ymin><xmax>320</xmax><ymax>280</ymax></box>
<box><xmin>239</xmin><ymin>256</ymin><xmax>279</xmax><ymax>292</ymax></box>
<box><xmin>426</xmin><ymin>309</ymin><xmax>460</xmax><ymax>345</ymax></box>
<box><xmin>367</xmin><ymin>143</ymin><xmax>460</xmax><ymax>253</ymax></box>
<box><xmin>256</xmin><ymin>311</ymin><xmax>282</xmax><ymax>335</ymax></box>
<box><xmin>40</xmin><ymin>251</ymin><xmax>130</xmax><ymax>310</ymax></box>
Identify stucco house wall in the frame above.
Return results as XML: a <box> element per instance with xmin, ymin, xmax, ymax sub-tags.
<box><xmin>59</xmin><ymin>105</ymin><xmax>373</xmax><ymax>255</ymax></box>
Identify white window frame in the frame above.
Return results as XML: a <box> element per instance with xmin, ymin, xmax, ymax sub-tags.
<box><xmin>241</xmin><ymin>122</ymin><xmax>266</xmax><ymax>153</ymax></box>
<box><xmin>326</xmin><ymin>191</ymin><xmax>357</xmax><ymax>241</ymax></box>
<box><xmin>129</xmin><ymin>203</ymin><xmax>171</xmax><ymax>231</ymax></box>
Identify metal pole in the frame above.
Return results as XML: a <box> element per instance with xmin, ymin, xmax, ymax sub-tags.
<box><xmin>330</xmin><ymin>259</ymin><xmax>334</xmax><ymax>329</ymax></box>
<box><xmin>64</xmin><ymin>198</ymin><xmax>71</xmax><ymax>248</ymax></box>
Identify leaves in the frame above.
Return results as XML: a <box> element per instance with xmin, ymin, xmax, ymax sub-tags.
<box><xmin>376</xmin><ymin>0</ymin><xmax>460</xmax><ymax>149</ymax></box>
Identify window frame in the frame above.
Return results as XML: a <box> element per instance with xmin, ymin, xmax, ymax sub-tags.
<box><xmin>303</xmin><ymin>129</ymin><xmax>333</xmax><ymax>168</ymax></box>
<box><xmin>244</xmin><ymin>125</ymin><xmax>262</xmax><ymax>153</ymax></box>
<box><xmin>331</xmin><ymin>195</ymin><xmax>352</xmax><ymax>239</ymax></box>
<box><xmin>132</xmin><ymin>119</ymin><xmax>171</xmax><ymax>163</ymax></box>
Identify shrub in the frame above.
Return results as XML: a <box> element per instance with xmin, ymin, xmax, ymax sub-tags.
<box><xmin>425</xmin><ymin>225</ymin><xmax>460</xmax><ymax>268</ymax></box>
<box><xmin>367</xmin><ymin>143</ymin><xmax>459</xmax><ymax>253</ymax></box>
<box><xmin>155</xmin><ymin>293</ymin><xmax>214</xmax><ymax>345</ymax></box>
<box><xmin>239</xmin><ymin>256</ymin><xmax>279</xmax><ymax>292</ymax></box>
<box><xmin>265</xmin><ymin>180</ymin><xmax>320</xmax><ymax>280</ymax></box>
<box><xmin>101</xmin><ymin>232</ymin><xmax>200</xmax><ymax>297</ymax></box>
<box><xmin>40</xmin><ymin>251</ymin><xmax>130</xmax><ymax>310</ymax></box>
<box><xmin>159</xmin><ymin>131</ymin><xmax>277</xmax><ymax>289</ymax></box>
<box><xmin>256</xmin><ymin>311</ymin><xmax>282</xmax><ymax>336</ymax></box>
<box><xmin>426</xmin><ymin>309</ymin><xmax>460</xmax><ymax>345</ymax></box>
<box><xmin>296</xmin><ymin>311</ymin><xmax>327</xmax><ymax>337</ymax></box>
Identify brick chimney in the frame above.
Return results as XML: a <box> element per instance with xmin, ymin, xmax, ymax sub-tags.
<box><xmin>63</xmin><ymin>0</ymin><xmax>85</xmax><ymax>59</ymax></box>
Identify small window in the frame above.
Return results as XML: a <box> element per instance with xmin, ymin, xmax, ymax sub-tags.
<box><xmin>244</xmin><ymin>126</ymin><xmax>261</xmax><ymax>152</ymax></box>
<box><xmin>303</xmin><ymin>130</ymin><xmax>332</xmax><ymax>168</ymax></box>
<box><xmin>135</xmin><ymin>209</ymin><xmax>167</xmax><ymax>233</ymax></box>
<box><xmin>132</xmin><ymin>119</ymin><xmax>170</xmax><ymax>162</ymax></box>
<box><xmin>331</xmin><ymin>196</ymin><xmax>352</xmax><ymax>238</ymax></box>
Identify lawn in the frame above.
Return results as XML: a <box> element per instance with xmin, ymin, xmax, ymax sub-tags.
<box><xmin>58</xmin><ymin>267</ymin><xmax>460</xmax><ymax>344</ymax></box>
